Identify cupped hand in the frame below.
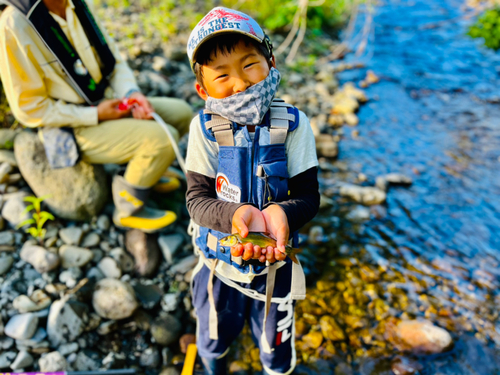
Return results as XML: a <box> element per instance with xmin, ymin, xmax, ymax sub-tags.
<box><xmin>129</xmin><ymin>92</ymin><xmax>154</xmax><ymax>119</ymax></box>
<box><xmin>97</xmin><ymin>98</ymin><xmax>132</xmax><ymax>121</ymax></box>
<box><xmin>262</xmin><ymin>204</ymin><xmax>289</xmax><ymax>261</ymax></box>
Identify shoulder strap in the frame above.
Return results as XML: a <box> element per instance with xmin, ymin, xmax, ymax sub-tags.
<box><xmin>203</xmin><ymin>110</ymin><xmax>234</xmax><ymax>146</ymax></box>
<box><xmin>269</xmin><ymin>98</ymin><xmax>295</xmax><ymax>144</ymax></box>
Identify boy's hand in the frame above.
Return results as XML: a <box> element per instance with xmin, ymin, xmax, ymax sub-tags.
<box><xmin>230</xmin><ymin>205</ymin><xmax>266</xmax><ymax>261</ymax></box>
<box><xmin>129</xmin><ymin>92</ymin><xmax>154</xmax><ymax>119</ymax></box>
<box><xmin>97</xmin><ymin>98</ymin><xmax>132</xmax><ymax>121</ymax></box>
<box><xmin>262</xmin><ymin>204</ymin><xmax>289</xmax><ymax>262</ymax></box>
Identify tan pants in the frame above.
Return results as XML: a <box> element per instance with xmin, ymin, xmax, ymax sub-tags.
<box><xmin>74</xmin><ymin>97</ymin><xmax>192</xmax><ymax>188</ymax></box>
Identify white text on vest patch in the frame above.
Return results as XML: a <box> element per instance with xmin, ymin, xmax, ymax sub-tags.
<box><xmin>216</xmin><ymin>173</ymin><xmax>241</xmax><ymax>203</ymax></box>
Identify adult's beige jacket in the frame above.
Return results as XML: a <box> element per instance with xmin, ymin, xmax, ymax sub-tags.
<box><xmin>0</xmin><ymin>0</ymin><xmax>139</xmax><ymax>128</ymax></box>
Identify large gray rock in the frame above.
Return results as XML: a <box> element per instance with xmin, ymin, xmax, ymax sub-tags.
<box><xmin>47</xmin><ymin>296</ymin><xmax>88</xmax><ymax>347</ymax></box>
<box><xmin>14</xmin><ymin>132</ymin><xmax>108</xmax><ymax>221</ymax></box>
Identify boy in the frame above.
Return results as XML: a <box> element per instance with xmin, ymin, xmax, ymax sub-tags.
<box><xmin>185</xmin><ymin>7</ymin><xmax>320</xmax><ymax>375</ymax></box>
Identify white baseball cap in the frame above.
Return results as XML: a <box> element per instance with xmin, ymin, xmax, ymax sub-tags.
<box><xmin>187</xmin><ymin>7</ymin><xmax>271</xmax><ymax>70</ymax></box>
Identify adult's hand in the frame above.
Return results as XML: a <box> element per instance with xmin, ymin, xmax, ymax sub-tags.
<box><xmin>97</xmin><ymin>98</ymin><xmax>131</xmax><ymax>121</ymax></box>
<box><xmin>129</xmin><ymin>92</ymin><xmax>154</xmax><ymax>119</ymax></box>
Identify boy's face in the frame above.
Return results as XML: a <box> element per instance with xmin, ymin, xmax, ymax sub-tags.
<box><xmin>195</xmin><ymin>39</ymin><xmax>276</xmax><ymax>100</ymax></box>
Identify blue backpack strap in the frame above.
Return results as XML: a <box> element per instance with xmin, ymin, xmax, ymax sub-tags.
<box><xmin>269</xmin><ymin>99</ymin><xmax>299</xmax><ymax>144</ymax></box>
<box><xmin>199</xmin><ymin>109</ymin><xmax>235</xmax><ymax>146</ymax></box>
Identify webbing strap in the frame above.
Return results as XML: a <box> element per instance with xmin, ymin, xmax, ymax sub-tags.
<box><xmin>204</xmin><ymin>111</ymin><xmax>234</xmax><ymax>146</ymax></box>
<box><xmin>261</xmin><ymin>263</ymin><xmax>277</xmax><ymax>354</ymax></box>
<box><xmin>269</xmin><ymin>101</ymin><xmax>295</xmax><ymax>144</ymax></box>
<box><xmin>290</xmin><ymin>258</ymin><xmax>306</xmax><ymax>300</ymax></box>
<box><xmin>208</xmin><ymin>259</ymin><xmax>219</xmax><ymax>340</ymax></box>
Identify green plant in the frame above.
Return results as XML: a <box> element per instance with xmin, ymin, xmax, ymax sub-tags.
<box><xmin>17</xmin><ymin>195</ymin><xmax>55</xmax><ymax>244</ymax></box>
<box><xmin>468</xmin><ymin>8</ymin><xmax>500</xmax><ymax>50</ymax></box>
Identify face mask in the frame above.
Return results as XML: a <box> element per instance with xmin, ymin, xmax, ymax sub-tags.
<box><xmin>205</xmin><ymin>67</ymin><xmax>281</xmax><ymax>126</ymax></box>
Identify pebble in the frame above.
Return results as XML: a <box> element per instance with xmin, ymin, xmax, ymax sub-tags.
<box><xmin>0</xmin><ymin>254</ymin><xmax>13</xmax><ymax>275</ymax></box>
<box><xmin>109</xmin><ymin>247</ymin><xmax>135</xmax><ymax>273</ymax></box>
<box><xmin>140</xmin><ymin>346</ymin><xmax>161</xmax><ymax>368</ymax></box>
<box><xmin>58</xmin><ymin>342</ymin><xmax>79</xmax><ymax>356</ymax></box>
<box><xmin>4</xmin><ymin>313</ymin><xmax>38</xmax><ymax>340</ymax></box>
<box><xmin>0</xmin><ymin>162</ymin><xmax>13</xmax><ymax>183</ymax></box>
<box><xmin>10</xmin><ymin>350</ymin><xmax>34</xmax><ymax>370</ymax></box>
<box><xmin>74</xmin><ymin>350</ymin><xmax>100</xmax><ymax>371</ymax></box>
<box><xmin>13</xmin><ymin>290</ymin><xmax>51</xmax><ymax>313</ymax></box>
<box><xmin>125</xmin><ymin>229</ymin><xmax>161</xmax><ymax>276</ymax></box>
<box><xmin>133</xmin><ymin>282</ymin><xmax>162</xmax><ymax>309</ymax></box>
<box><xmin>59</xmin><ymin>267</ymin><xmax>83</xmax><ymax>288</ymax></box>
<box><xmin>346</xmin><ymin>206</ymin><xmax>371</xmax><ymax>222</ymax></box>
<box><xmin>20</xmin><ymin>245</ymin><xmax>60</xmax><ymax>273</ymax></box>
<box><xmin>96</xmin><ymin>215</ymin><xmax>110</xmax><ymax>231</ymax></box>
<box><xmin>59</xmin><ymin>245</ymin><xmax>94</xmax><ymax>268</ymax></box>
<box><xmin>158</xmin><ymin>233</ymin><xmax>184</xmax><ymax>265</ymax></box>
<box><xmin>0</xmin><ymin>352</ymin><xmax>16</xmax><ymax>369</ymax></box>
<box><xmin>0</xmin><ymin>231</ymin><xmax>15</xmax><ymax>246</ymax></box>
<box><xmin>97</xmin><ymin>257</ymin><xmax>122</xmax><ymax>279</ymax></box>
<box><xmin>97</xmin><ymin>320</ymin><xmax>118</xmax><ymax>335</ymax></box>
<box><xmin>92</xmin><ymin>278</ymin><xmax>138</xmax><ymax>320</ymax></box>
<box><xmin>39</xmin><ymin>351</ymin><xmax>68</xmax><ymax>372</ymax></box>
<box><xmin>161</xmin><ymin>293</ymin><xmax>179</xmax><ymax>312</ymax></box>
<box><xmin>80</xmin><ymin>232</ymin><xmax>100</xmax><ymax>248</ymax></box>
<box><xmin>59</xmin><ymin>227</ymin><xmax>83</xmax><ymax>245</ymax></box>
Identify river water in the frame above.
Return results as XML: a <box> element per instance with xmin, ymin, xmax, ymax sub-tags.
<box><xmin>306</xmin><ymin>0</ymin><xmax>500</xmax><ymax>373</ymax></box>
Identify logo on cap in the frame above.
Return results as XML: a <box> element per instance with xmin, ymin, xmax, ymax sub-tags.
<box><xmin>199</xmin><ymin>8</ymin><xmax>249</xmax><ymax>27</ymax></box>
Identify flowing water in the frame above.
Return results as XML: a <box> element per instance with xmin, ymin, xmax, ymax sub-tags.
<box><xmin>303</xmin><ymin>0</ymin><xmax>500</xmax><ymax>373</ymax></box>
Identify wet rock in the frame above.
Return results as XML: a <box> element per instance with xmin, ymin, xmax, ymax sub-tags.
<box><xmin>20</xmin><ymin>245</ymin><xmax>60</xmax><ymax>273</ymax></box>
<box><xmin>47</xmin><ymin>297</ymin><xmax>88</xmax><ymax>347</ymax></box>
<box><xmin>93</xmin><ymin>278</ymin><xmax>138</xmax><ymax>320</ymax></box>
<box><xmin>140</xmin><ymin>346</ymin><xmax>161</xmax><ymax>368</ymax></box>
<box><xmin>59</xmin><ymin>245</ymin><xmax>94</xmax><ymax>268</ymax></box>
<box><xmin>13</xmin><ymin>289</ymin><xmax>51</xmax><ymax>313</ymax></box>
<box><xmin>346</xmin><ymin>206</ymin><xmax>371</xmax><ymax>222</ymax></box>
<box><xmin>59</xmin><ymin>227</ymin><xmax>83</xmax><ymax>245</ymax></box>
<box><xmin>97</xmin><ymin>320</ymin><xmax>117</xmax><ymax>335</ymax></box>
<box><xmin>158</xmin><ymin>233</ymin><xmax>184</xmax><ymax>265</ymax></box>
<box><xmin>2</xmin><ymin>192</ymin><xmax>30</xmax><ymax>227</ymax></box>
<box><xmin>335</xmin><ymin>362</ymin><xmax>354</xmax><ymax>375</ymax></box>
<box><xmin>14</xmin><ymin>131</ymin><xmax>108</xmax><ymax>221</ymax></box>
<box><xmin>339</xmin><ymin>184</ymin><xmax>386</xmax><ymax>205</ymax></box>
<box><xmin>125</xmin><ymin>230</ymin><xmax>160</xmax><ymax>276</ymax></box>
<box><xmin>391</xmin><ymin>356</ymin><xmax>423</xmax><ymax>375</ymax></box>
<box><xmin>315</xmin><ymin>134</ymin><xmax>339</xmax><ymax>158</ymax></box>
<box><xmin>385</xmin><ymin>319</ymin><xmax>452</xmax><ymax>354</ymax></box>
<box><xmin>320</xmin><ymin>316</ymin><xmax>345</xmax><ymax>341</ymax></box>
<box><xmin>39</xmin><ymin>351</ymin><xmax>68</xmax><ymax>372</ymax></box>
<box><xmin>97</xmin><ymin>257</ymin><xmax>122</xmax><ymax>279</ymax></box>
<box><xmin>303</xmin><ymin>331</ymin><xmax>323</xmax><ymax>349</ymax></box>
<box><xmin>344</xmin><ymin>113</ymin><xmax>359</xmax><ymax>126</ymax></box>
<box><xmin>151</xmin><ymin>313</ymin><xmax>182</xmax><ymax>346</ymax></box>
<box><xmin>109</xmin><ymin>248</ymin><xmax>135</xmax><ymax>273</ymax></box>
<box><xmin>0</xmin><ymin>352</ymin><xmax>16</xmax><ymax>369</ymax></box>
<box><xmin>4</xmin><ymin>313</ymin><xmax>38</xmax><ymax>339</ymax></box>
<box><xmin>10</xmin><ymin>350</ymin><xmax>34</xmax><ymax>370</ymax></box>
<box><xmin>133</xmin><ymin>282</ymin><xmax>162</xmax><ymax>309</ymax></box>
<box><xmin>0</xmin><ymin>254</ymin><xmax>14</xmax><ymax>275</ymax></box>
<box><xmin>376</xmin><ymin>173</ymin><xmax>413</xmax><ymax>192</ymax></box>
<box><xmin>170</xmin><ymin>255</ymin><xmax>198</xmax><ymax>274</ymax></box>
<box><xmin>81</xmin><ymin>232</ymin><xmax>100</xmax><ymax>248</ymax></box>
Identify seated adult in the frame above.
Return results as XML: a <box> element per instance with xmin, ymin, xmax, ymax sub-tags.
<box><xmin>0</xmin><ymin>0</ymin><xmax>193</xmax><ymax>232</ymax></box>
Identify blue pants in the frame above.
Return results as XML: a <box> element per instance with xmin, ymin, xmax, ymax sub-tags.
<box><xmin>191</xmin><ymin>260</ymin><xmax>296</xmax><ymax>374</ymax></box>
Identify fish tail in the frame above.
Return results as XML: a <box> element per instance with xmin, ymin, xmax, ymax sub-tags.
<box><xmin>288</xmin><ymin>252</ymin><xmax>299</xmax><ymax>264</ymax></box>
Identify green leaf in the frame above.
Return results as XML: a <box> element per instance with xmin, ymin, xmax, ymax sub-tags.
<box><xmin>40</xmin><ymin>211</ymin><xmax>55</xmax><ymax>220</ymax></box>
<box><xmin>23</xmin><ymin>196</ymin><xmax>39</xmax><ymax>203</ymax></box>
<box><xmin>17</xmin><ymin>218</ymin><xmax>35</xmax><ymax>228</ymax></box>
<box><xmin>22</xmin><ymin>204</ymin><xmax>34</xmax><ymax>214</ymax></box>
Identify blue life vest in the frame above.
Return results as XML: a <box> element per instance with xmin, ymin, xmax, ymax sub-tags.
<box><xmin>195</xmin><ymin>99</ymin><xmax>300</xmax><ymax>275</ymax></box>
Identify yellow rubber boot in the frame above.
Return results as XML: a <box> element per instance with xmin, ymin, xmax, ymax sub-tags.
<box><xmin>112</xmin><ymin>175</ymin><xmax>176</xmax><ymax>233</ymax></box>
<box><xmin>153</xmin><ymin>176</ymin><xmax>181</xmax><ymax>194</ymax></box>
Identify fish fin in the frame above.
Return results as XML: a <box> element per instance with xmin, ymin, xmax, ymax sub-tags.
<box><xmin>288</xmin><ymin>252</ymin><xmax>299</xmax><ymax>264</ymax></box>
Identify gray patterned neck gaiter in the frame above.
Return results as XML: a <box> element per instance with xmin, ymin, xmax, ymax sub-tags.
<box><xmin>205</xmin><ymin>67</ymin><xmax>281</xmax><ymax>126</ymax></box>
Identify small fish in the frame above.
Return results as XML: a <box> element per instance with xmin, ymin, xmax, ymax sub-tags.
<box><xmin>219</xmin><ymin>232</ymin><xmax>301</xmax><ymax>264</ymax></box>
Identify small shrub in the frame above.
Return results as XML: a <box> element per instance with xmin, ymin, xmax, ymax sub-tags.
<box><xmin>17</xmin><ymin>195</ymin><xmax>55</xmax><ymax>244</ymax></box>
<box><xmin>468</xmin><ymin>8</ymin><xmax>500</xmax><ymax>50</ymax></box>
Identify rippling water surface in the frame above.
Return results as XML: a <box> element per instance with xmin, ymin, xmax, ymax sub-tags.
<box><xmin>309</xmin><ymin>0</ymin><xmax>500</xmax><ymax>373</ymax></box>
